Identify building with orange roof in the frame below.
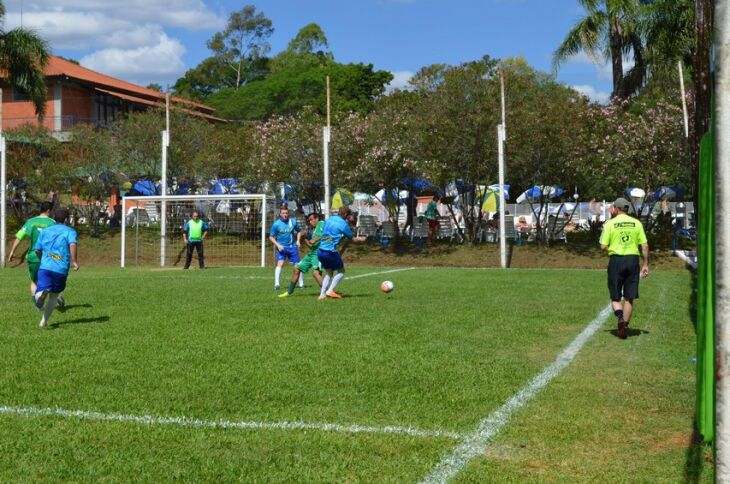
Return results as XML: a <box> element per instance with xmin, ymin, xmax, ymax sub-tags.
<box><xmin>0</xmin><ymin>55</ymin><xmax>224</xmax><ymax>135</ymax></box>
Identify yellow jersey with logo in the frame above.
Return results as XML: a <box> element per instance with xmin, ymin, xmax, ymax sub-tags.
<box><xmin>599</xmin><ymin>213</ymin><xmax>647</xmax><ymax>256</ymax></box>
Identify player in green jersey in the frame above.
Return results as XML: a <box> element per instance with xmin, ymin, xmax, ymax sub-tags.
<box><xmin>7</xmin><ymin>201</ymin><xmax>65</xmax><ymax>307</ymax></box>
<box><xmin>278</xmin><ymin>212</ymin><xmax>325</xmax><ymax>297</ymax></box>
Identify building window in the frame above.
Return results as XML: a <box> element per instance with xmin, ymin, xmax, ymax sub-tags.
<box><xmin>12</xmin><ymin>87</ymin><xmax>31</xmax><ymax>102</ymax></box>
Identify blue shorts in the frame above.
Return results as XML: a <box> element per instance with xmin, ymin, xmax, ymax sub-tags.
<box><xmin>317</xmin><ymin>249</ymin><xmax>344</xmax><ymax>270</ymax></box>
<box><xmin>276</xmin><ymin>245</ymin><xmax>300</xmax><ymax>264</ymax></box>
<box><xmin>36</xmin><ymin>269</ymin><xmax>68</xmax><ymax>294</ymax></box>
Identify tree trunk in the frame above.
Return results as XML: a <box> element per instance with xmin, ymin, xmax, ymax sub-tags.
<box><xmin>692</xmin><ymin>0</ymin><xmax>713</xmax><ymax>209</ymax></box>
<box><xmin>609</xmin><ymin>18</ymin><xmax>626</xmax><ymax>100</ymax></box>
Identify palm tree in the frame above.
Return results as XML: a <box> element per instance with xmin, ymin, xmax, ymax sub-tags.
<box><xmin>0</xmin><ymin>1</ymin><xmax>50</xmax><ymax>116</ymax></box>
<box><xmin>553</xmin><ymin>0</ymin><xmax>645</xmax><ymax>100</ymax></box>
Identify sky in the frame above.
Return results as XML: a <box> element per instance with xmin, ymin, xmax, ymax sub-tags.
<box><xmin>4</xmin><ymin>0</ymin><xmax>613</xmax><ymax>103</ymax></box>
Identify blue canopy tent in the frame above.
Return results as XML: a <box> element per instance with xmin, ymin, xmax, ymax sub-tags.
<box><xmin>516</xmin><ymin>185</ymin><xmax>564</xmax><ymax>204</ymax></box>
<box><xmin>130</xmin><ymin>179</ymin><xmax>158</xmax><ymax>196</ymax></box>
<box><xmin>654</xmin><ymin>185</ymin><xmax>685</xmax><ymax>201</ymax></box>
<box><xmin>209</xmin><ymin>178</ymin><xmax>239</xmax><ymax>195</ymax></box>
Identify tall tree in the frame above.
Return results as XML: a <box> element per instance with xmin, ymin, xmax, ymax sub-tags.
<box><xmin>0</xmin><ymin>1</ymin><xmax>50</xmax><ymax>116</ymax></box>
<box><xmin>208</xmin><ymin>5</ymin><xmax>274</xmax><ymax>89</ymax></box>
<box><xmin>554</xmin><ymin>0</ymin><xmax>645</xmax><ymax>100</ymax></box>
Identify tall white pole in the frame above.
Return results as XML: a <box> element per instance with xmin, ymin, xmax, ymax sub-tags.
<box><xmin>260</xmin><ymin>195</ymin><xmax>267</xmax><ymax>267</ymax></box>
<box><xmin>498</xmin><ymin>71</ymin><xmax>507</xmax><ymax>269</ymax></box>
<box><xmin>160</xmin><ymin>87</ymin><xmax>170</xmax><ymax>267</ymax></box>
<box><xmin>0</xmin><ymin>88</ymin><xmax>5</xmax><ymax>269</ymax></box>
<box><xmin>498</xmin><ymin>125</ymin><xmax>506</xmax><ymax>268</ymax></box>
<box><xmin>500</xmin><ymin>70</ymin><xmax>506</xmax><ymax>129</ymax></box>
<box><xmin>324</xmin><ymin>76</ymin><xmax>331</xmax><ymax>219</ymax></box>
<box><xmin>678</xmin><ymin>61</ymin><xmax>690</xmax><ymax>138</ymax></box>
<box><xmin>717</xmin><ymin>0</ymin><xmax>730</xmax><ymax>478</ymax></box>
<box><xmin>120</xmin><ymin>196</ymin><xmax>126</xmax><ymax>268</ymax></box>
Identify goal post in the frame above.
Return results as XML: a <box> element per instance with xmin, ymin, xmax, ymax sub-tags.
<box><xmin>121</xmin><ymin>194</ymin><xmax>276</xmax><ymax>268</ymax></box>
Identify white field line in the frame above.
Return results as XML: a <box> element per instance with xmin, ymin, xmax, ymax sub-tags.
<box><xmin>76</xmin><ymin>268</ymin><xmax>416</xmax><ymax>281</ymax></box>
<box><xmin>421</xmin><ymin>304</ymin><xmax>613</xmax><ymax>484</ymax></box>
<box><xmin>346</xmin><ymin>267</ymin><xmax>416</xmax><ymax>280</ymax></box>
<box><xmin>0</xmin><ymin>405</ymin><xmax>464</xmax><ymax>440</ymax></box>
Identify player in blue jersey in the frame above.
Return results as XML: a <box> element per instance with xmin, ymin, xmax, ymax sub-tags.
<box><xmin>269</xmin><ymin>205</ymin><xmax>303</xmax><ymax>290</ymax></box>
<box><xmin>33</xmin><ymin>208</ymin><xmax>79</xmax><ymax>328</ymax></box>
<box><xmin>317</xmin><ymin>206</ymin><xmax>366</xmax><ymax>300</ymax></box>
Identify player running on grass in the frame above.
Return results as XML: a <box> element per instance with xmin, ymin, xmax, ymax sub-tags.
<box><xmin>6</xmin><ymin>201</ymin><xmax>65</xmax><ymax>308</ymax></box>
<box><xmin>269</xmin><ymin>205</ymin><xmax>304</xmax><ymax>290</ymax></box>
<box><xmin>33</xmin><ymin>208</ymin><xmax>79</xmax><ymax>328</ymax></box>
<box><xmin>317</xmin><ymin>206</ymin><xmax>366</xmax><ymax>300</ymax></box>
<box><xmin>279</xmin><ymin>212</ymin><xmax>325</xmax><ymax>298</ymax></box>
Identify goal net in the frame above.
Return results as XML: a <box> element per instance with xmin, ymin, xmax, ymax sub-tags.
<box><xmin>121</xmin><ymin>194</ymin><xmax>277</xmax><ymax>268</ymax></box>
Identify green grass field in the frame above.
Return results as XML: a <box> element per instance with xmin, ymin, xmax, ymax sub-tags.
<box><xmin>0</xmin><ymin>265</ymin><xmax>711</xmax><ymax>482</ymax></box>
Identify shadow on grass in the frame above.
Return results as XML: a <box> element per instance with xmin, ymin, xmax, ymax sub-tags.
<box><xmin>50</xmin><ymin>315</ymin><xmax>109</xmax><ymax>329</ymax></box>
<box><xmin>684</xmin><ymin>422</ymin><xmax>710</xmax><ymax>483</ymax></box>
<box><xmin>604</xmin><ymin>327</ymin><xmax>650</xmax><ymax>338</ymax></box>
<box><xmin>57</xmin><ymin>303</ymin><xmax>93</xmax><ymax>313</ymax></box>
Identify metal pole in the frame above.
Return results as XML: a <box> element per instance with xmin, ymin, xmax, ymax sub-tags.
<box><xmin>0</xmin><ymin>87</ymin><xmax>5</xmax><ymax>269</ymax></box>
<box><xmin>498</xmin><ymin>124</ymin><xmax>506</xmax><ymax>268</ymax></box>
<box><xmin>260</xmin><ymin>196</ymin><xmax>267</xmax><ymax>267</ymax></box>
<box><xmin>135</xmin><ymin>202</ymin><xmax>140</xmax><ymax>267</ymax></box>
<box><xmin>1</xmin><ymin>137</ymin><xmax>6</xmax><ymax>270</ymax></box>
<box><xmin>121</xmin><ymin>196</ymin><xmax>126</xmax><ymax>268</ymax></box>
<box><xmin>160</xmin><ymin>88</ymin><xmax>170</xmax><ymax>267</ymax></box>
<box><xmin>716</xmin><ymin>0</ymin><xmax>730</xmax><ymax>477</ymax></box>
<box><xmin>500</xmin><ymin>70</ymin><xmax>506</xmax><ymax>129</ymax></box>
<box><xmin>498</xmin><ymin>70</ymin><xmax>507</xmax><ymax>269</ymax></box>
<box><xmin>324</xmin><ymin>76</ymin><xmax>331</xmax><ymax>219</ymax></box>
<box><xmin>678</xmin><ymin>61</ymin><xmax>690</xmax><ymax>138</ymax></box>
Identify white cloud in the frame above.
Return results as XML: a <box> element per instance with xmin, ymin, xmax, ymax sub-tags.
<box><xmin>572</xmin><ymin>84</ymin><xmax>610</xmax><ymax>104</ymax></box>
<box><xmin>3</xmin><ymin>0</ymin><xmax>223</xmax><ymax>85</ymax></box>
<box><xmin>80</xmin><ymin>33</ymin><xmax>187</xmax><ymax>85</ymax></box>
<box><xmin>5</xmin><ymin>0</ymin><xmax>223</xmax><ymax>30</ymax></box>
<box><xmin>387</xmin><ymin>70</ymin><xmax>414</xmax><ymax>92</ymax></box>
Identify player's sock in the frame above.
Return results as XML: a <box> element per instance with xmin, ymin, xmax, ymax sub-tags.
<box><xmin>274</xmin><ymin>266</ymin><xmax>282</xmax><ymax>287</ymax></box>
<box><xmin>34</xmin><ymin>290</ymin><xmax>48</xmax><ymax>310</ymax></box>
<box><xmin>320</xmin><ymin>275</ymin><xmax>331</xmax><ymax>298</ymax></box>
<box><xmin>329</xmin><ymin>272</ymin><xmax>345</xmax><ymax>292</ymax></box>
<box><xmin>288</xmin><ymin>281</ymin><xmax>296</xmax><ymax>294</ymax></box>
<box><xmin>298</xmin><ymin>272</ymin><xmax>304</xmax><ymax>288</ymax></box>
<box><xmin>40</xmin><ymin>293</ymin><xmax>59</xmax><ymax>328</ymax></box>
<box><xmin>614</xmin><ymin>309</ymin><xmax>623</xmax><ymax>322</ymax></box>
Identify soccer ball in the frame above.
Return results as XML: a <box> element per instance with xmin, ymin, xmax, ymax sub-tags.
<box><xmin>380</xmin><ymin>280</ymin><xmax>394</xmax><ymax>293</ymax></box>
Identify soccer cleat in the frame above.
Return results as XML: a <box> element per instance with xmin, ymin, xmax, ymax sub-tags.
<box><xmin>277</xmin><ymin>292</ymin><xmax>290</xmax><ymax>298</ymax></box>
<box><xmin>317</xmin><ymin>295</ymin><xmax>326</xmax><ymax>301</ymax></box>
<box><xmin>39</xmin><ymin>319</ymin><xmax>47</xmax><ymax>328</ymax></box>
<box><xmin>34</xmin><ymin>290</ymin><xmax>47</xmax><ymax>311</ymax></box>
<box><xmin>326</xmin><ymin>290</ymin><xmax>342</xmax><ymax>299</ymax></box>
<box><xmin>274</xmin><ymin>285</ymin><xmax>280</xmax><ymax>291</ymax></box>
<box><xmin>617</xmin><ymin>320</ymin><xmax>628</xmax><ymax>339</ymax></box>
<box><xmin>57</xmin><ymin>296</ymin><xmax>66</xmax><ymax>308</ymax></box>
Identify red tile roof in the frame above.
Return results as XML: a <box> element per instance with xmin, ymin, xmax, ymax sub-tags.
<box><xmin>45</xmin><ymin>55</ymin><xmax>216</xmax><ymax>114</ymax></box>
<box><xmin>94</xmin><ymin>87</ymin><xmax>227</xmax><ymax>123</ymax></box>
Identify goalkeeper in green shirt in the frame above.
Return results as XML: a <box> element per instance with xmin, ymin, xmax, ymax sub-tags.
<box><xmin>7</xmin><ymin>201</ymin><xmax>65</xmax><ymax>307</ymax></box>
<box><xmin>279</xmin><ymin>212</ymin><xmax>325</xmax><ymax>297</ymax></box>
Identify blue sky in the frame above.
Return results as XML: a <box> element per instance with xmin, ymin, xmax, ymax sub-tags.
<box><xmin>5</xmin><ymin>0</ymin><xmax>612</xmax><ymax>102</ymax></box>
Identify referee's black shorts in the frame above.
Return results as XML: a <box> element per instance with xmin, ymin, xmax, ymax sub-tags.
<box><xmin>607</xmin><ymin>255</ymin><xmax>640</xmax><ymax>301</ymax></box>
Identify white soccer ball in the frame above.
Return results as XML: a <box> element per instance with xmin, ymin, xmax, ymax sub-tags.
<box><xmin>380</xmin><ymin>280</ymin><xmax>394</xmax><ymax>293</ymax></box>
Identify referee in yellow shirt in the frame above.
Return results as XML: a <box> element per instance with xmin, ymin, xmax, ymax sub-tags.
<box><xmin>599</xmin><ymin>198</ymin><xmax>650</xmax><ymax>339</ymax></box>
